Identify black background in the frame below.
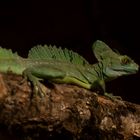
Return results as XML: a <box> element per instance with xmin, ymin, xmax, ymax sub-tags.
<box><xmin>0</xmin><ymin>0</ymin><xmax>139</xmax><ymax>103</ymax></box>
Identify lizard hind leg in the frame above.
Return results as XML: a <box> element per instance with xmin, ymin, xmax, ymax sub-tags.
<box><xmin>23</xmin><ymin>69</ymin><xmax>47</xmax><ymax>97</ymax></box>
<box><xmin>23</xmin><ymin>67</ymin><xmax>66</xmax><ymax>97</ymax></box>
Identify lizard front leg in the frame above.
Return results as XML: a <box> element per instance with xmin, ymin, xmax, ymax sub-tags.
<box><xmin>91</xmin><ymin>79</ymin><xmax>106</xmax><ymax>94</ymax></box>
<box><xmin>91</xmin><ymin>79</ymin><xmax>122</xmax><ymax>100</ymax></box>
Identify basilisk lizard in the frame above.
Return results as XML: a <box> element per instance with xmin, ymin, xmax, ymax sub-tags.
<box><xmin>0</xmin><ymin>40</ymin><xmax>139</xmax><ymax>96</ymax></box>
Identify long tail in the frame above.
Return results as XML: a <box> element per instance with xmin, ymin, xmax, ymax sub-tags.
<box><xmin>0</xmin><ymin>47</ymin><xmax>20</xmax><ymax>59</ymax></box>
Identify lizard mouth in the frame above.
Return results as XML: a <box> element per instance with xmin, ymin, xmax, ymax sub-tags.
<box><xmin>111</xmin><ymin>65</ymin><xmax>139</xmax><ymax>74</ymax></box>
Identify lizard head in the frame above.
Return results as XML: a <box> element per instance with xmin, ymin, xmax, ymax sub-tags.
<box><xmin>92</xmin><ymin>40</ymin><xmax>139</xmax><ymax>80</ymax></box>
<box><xmin>102</xmin><ymin>55</ymin><xmax>139</xmax><ymax>80</ymax></box>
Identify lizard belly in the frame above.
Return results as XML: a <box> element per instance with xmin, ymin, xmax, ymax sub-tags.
<box><xmin>52</xmin><ymin>76</ymin><xmax>92</xmax><ymax>89</ymax></box>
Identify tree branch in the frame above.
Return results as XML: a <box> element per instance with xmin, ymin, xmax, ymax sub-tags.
<box><xmin>0</xmin><ymin>73</ymin><xmax>140</xmax><ymax>140</ymax></box>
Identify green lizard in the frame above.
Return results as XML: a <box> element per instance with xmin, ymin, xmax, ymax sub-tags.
<box><xmin>0</xmin><ymin>40</ymin><xmax>139</xmax><ymax>96</ymax></box>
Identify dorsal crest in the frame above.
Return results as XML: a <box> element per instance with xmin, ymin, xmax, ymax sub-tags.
<box><xmin>28</xmin><ymin>45</ymin><xmax>89</xmax><ymax>65</ymax></box>
<box><xmin>0</xmin><ymin>47</ymin><xmax>19</xmax><ymax>59</ymax></box>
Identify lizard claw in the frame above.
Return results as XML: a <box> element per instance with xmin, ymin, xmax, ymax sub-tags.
<box><xmin>104</xmin><ymin>92</ymin><xmax>122</xmax><ymax>101</ymax></box>
<box><xmin>33</xmin><ymin>82</ymin><xmax>47</xmax><ymax>97</ymax></box>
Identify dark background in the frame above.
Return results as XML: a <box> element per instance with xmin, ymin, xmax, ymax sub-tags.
<box><xmin>0</xmin><ymin>0</ymin><xmax>139</xmax><ymax>103</ymax></box>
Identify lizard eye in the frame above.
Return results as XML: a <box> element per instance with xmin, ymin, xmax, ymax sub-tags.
<box><xmin>121</xmin><ymin>56</ymin><xmax>131</xmax><ymax>64</ymax></box>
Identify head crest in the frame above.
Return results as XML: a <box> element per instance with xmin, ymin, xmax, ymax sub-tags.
<box><xmin>92</xmin><ymin>40</ymin><xmax>119</xmax><ymax>61</ymax></box>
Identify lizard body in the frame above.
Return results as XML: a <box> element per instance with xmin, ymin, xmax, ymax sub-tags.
<box><xmin>0</xmin><ymin>40</ymin><xmax>139</xmax><ymax>95</ymax></box>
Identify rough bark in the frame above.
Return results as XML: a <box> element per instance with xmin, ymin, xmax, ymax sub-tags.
<box><xmin>0</xmin><ymin>73</ymin><xmax>140</xmax><ymax>140</ymax></box>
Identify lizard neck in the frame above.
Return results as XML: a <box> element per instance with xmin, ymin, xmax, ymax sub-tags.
<box><xmin>89</xmin><ymin>62</ymin><xmax>110</xmax><ymax>82</ymax></box>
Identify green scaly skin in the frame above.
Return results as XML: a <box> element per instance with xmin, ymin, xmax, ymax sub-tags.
<box><xmin>0</xmin><ymin>40</ymin><xmax>139</xmax><ymax>97</ymax></box>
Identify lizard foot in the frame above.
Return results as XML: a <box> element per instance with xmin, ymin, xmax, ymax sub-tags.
<box><xmin>33</xmin><ymin>81</ymin><xmax>48</xmax><ymax>97</ymax></box>
<box><xmin>104</xmin><ymin>92</ymin><xmax>122</xmax><ymax>101</ymax></box>
<box><xmin>19</xmin><ymin>76</ymin><xmax>28</xmax><ymax>85</ymax></box>
<box><xmin>23</xmin><ymin>70</ymin><xmax>47</xmax><ymax>97</ymax></box>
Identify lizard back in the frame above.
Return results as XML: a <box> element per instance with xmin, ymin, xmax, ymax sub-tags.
<box><xmin>28</xmin><ymin>45</ymin><xmax>89</xmax><ymax>65</ymax></box>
